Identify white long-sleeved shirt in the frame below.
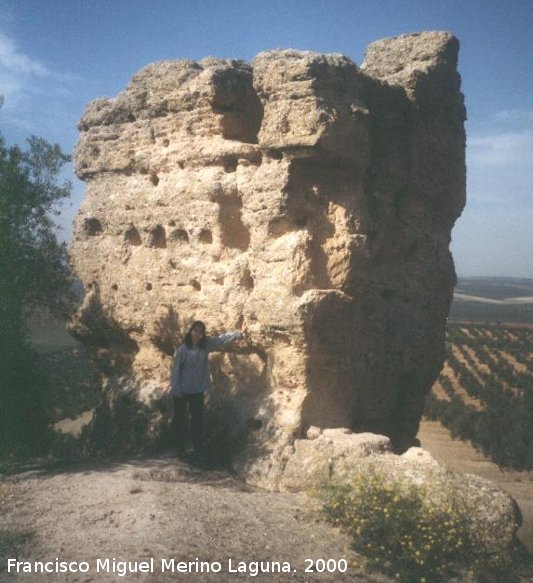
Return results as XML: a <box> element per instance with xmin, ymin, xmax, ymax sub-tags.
<box><xmin>170</xmin><ymin>332</ymin><xmax>241</xmax><ymax>396</ymax></box>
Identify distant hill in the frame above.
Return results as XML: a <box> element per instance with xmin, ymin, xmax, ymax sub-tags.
<box><xmin>450</xmin><ymin>277</ymin><xmax>533</xmax><ymax>323</ymax></box>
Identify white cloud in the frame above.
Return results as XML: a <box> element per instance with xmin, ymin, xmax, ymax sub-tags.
<box><xmin>452</xmin><ymin>206</ymin><xmax>533</xmax><ymax>278</ymax></box>
<box><xmin>0</xmin><ymin>31</ymin><xmax>83</xmax><ymax>144</ymax></box>
<box><xmin>0</xmin><ymin>32</ymin><xmax>48</xmax><ymax>112</ymax></box>
<box><xmin>468</xmin><ymin>106</ymin><xmax>533</xmax><ymax>171</ymax></box>
<box><xmin>467</xmin><ymin>130</ymin><xmax>533</xmax><ymax>168</ymax></box>
<box><xmin>0</xmin><ymin>32</ymin><xmax>48</xmax><ymax>77</ymax></box>
<box><xmin>496</xmin><ymin>109</ymin><xmax>533</xmax><ymax>123</ymax></box>
<box><xmin>465</xmin><ymin>104</ymin><xmax>533</xmax><ymax>216</ymax></box>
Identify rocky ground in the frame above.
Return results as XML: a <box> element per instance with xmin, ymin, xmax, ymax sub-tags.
<box><xmin>418</xmin><ymin>420</ymin><xmax>533</xmax><ymax>552</ymax></box>
<box><xmin>4</xmin><ymin>317</ymin><xmax>531</xmax><ymax>582</ymax></box>
<box><xmin>0</xmin><ymin>455</ymin><xmax>393</xmax><ymax>583</ymax></box>
<box><xmin>2</xmin><ymin>422</ymin><xmax>533</xmax><ymax>582</ymax></box>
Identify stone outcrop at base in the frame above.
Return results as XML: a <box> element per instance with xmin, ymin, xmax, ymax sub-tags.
<box><xmin>70</xmin><ymin>31</ymin><xmax>466</xmax><ymax>488</ymax></box>
<box><xmin>289</xmin><ymin>429</ymin><xmax>520</xmax><ymax>558</ymax></box>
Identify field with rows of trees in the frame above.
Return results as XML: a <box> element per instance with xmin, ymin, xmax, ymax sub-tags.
<box><xmin>425</xmin><ymin>322</ymin><xmax>533</xmax><ymax>470</ymax></box>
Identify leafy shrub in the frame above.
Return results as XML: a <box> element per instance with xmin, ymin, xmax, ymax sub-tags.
<box><xmin>1</xmin><ymin>132</ymin><xmax>72</xmax><ymax>457</ymax></box>
<box><xmin>311</xmin><ymin>464</ymin><xmax>525</xmax><ymax>582</ymax></box>
<box><xmin>0</xmin><ymin>338</ymin><xmax>52</xmax><ymax>459</ymax></box>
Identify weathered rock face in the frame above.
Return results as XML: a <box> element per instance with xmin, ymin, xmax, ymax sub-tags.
<box><xmin>293</xmin><ymin>431</ymin><xmax>520</xmax><ymax>558</ymax></box>
<box><xmin>70</xmin><ymin>31</ymin><xmax>466</xmax><ymax>487</ymax></box>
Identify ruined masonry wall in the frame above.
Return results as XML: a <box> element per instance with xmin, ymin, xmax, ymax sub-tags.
<box><xmin>70</xmin><ymin>31</ymin><xmax>465</xmax><ymax>488</ymax></box>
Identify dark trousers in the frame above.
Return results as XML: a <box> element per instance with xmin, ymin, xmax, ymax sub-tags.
<box><xmin>173</xmin><ymin>393</ymin><xmax>204</xmax><ymax>453</ymax></box>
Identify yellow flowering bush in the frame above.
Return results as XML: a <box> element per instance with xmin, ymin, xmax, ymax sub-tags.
<box><xmin>311</xmin><ymin>463</ymin><xmax>526</xmax><ymax>582</ymax></box>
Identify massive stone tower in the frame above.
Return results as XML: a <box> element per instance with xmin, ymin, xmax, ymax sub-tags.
<box><xmin>70</xmin><ymin>31</ymin><xmax>465</xmax><ymax>488</ymax></box>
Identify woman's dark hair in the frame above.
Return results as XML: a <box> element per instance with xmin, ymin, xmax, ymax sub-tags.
<box><xmin>184</xmin><ymin>320</ymin><xmax>207</xmax><ymax>348</ymax></box>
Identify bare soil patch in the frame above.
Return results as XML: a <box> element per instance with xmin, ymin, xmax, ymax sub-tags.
<box><xmin>0</xmin><ymin>456</ymin><xmax>392</xmax><ymax>583</ymax></box>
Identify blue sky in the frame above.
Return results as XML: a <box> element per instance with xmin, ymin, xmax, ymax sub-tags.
<box><xmin>1</xmin><ymin>0</ymin><xmax>532</xmax><ymax>277</ymax></box>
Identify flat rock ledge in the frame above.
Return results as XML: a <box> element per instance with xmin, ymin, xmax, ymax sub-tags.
<box><xmin>274</xmin><ymin>429</ymin><xmax>520</xmax><ymax>555</ymax></box>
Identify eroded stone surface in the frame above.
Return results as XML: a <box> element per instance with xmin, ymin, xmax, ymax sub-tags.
<box><xmin>276</xmin><ymin>434</ymin><xmax>520</xmax><ymax>553</ymax></box>
<box><xmin>279</xmin><ymin>431</ymin><xmax>392</xmax><ymax>492</ymax></box>
<box><xmin>70</xmin><ymin>31</ymin><xmax>466</xmax><ymax>488</ymax></box>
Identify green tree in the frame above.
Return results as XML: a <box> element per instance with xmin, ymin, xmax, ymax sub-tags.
<box><xmin>0</xmin><ymin>130</ymin><xmax>72</xmax><ymax>455</ymax></box>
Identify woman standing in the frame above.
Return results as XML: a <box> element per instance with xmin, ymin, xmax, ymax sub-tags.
<box><xmin>170</xmin><ymin>320</ymin><xmax>243</xmax><ymax>461</ymax></box>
